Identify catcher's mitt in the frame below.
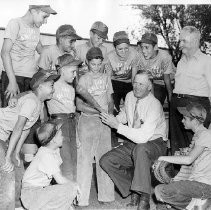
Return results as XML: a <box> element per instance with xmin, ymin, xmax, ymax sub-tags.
<box><xmin>152</xmin><ymin>160</ymin><xmax>176</xmax><ymax>184</ymax></box>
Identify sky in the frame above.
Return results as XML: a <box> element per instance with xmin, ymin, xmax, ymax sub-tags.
<box><xmin>0</xmin><ymin>0</ymin><xmax>210</xmax><ymax>44</ymax></box>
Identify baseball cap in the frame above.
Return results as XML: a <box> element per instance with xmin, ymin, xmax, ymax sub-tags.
<box><xmin>30</xmin><ymin>69</ymin><xmax>60</xmax><ymax>90</ymax></box>
<box><xmin>113</xmin><ymin>31</ymin><xmax>130</xmax><ymax>46</ymax></box>
<box><xmin>86</xmin><ymin>47</ymin><xmax>104</xmax><ymax>61</ymax></box>
<box><xmin>36</xmin><ymin>120</ymin><xmax>63</xmax><ymax>146</ymax></box>
<box><xmin>57</xmin><ymin>54</ymin><xmax>82</xmax><ymax>70</ymax></box>
<box><xmin>178</xmin><ymin>102</ymin><xmax>207</xmax><ymax>123</ymax></box>
<box><xmin>29</xmin><ymin>5</ymin><xmax>57</xmax><ymax>15</ymax></box>
<box><xmin>90</xmin><ymin>21</ymin><xmax>108</xmax><ymax>40</ymax></box>
<box><xmin>56</xmin><ymin>25</ymin><xmax>82</xmax><ymax>40</ymax></box>
<box><xmin>138</xmin><ymin>33</ymin><xmax>158</xmax><ymax>45</ymax></box>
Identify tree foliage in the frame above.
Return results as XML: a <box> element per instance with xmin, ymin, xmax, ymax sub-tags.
<box><xmin>130</xmin><ymin>4</ymin><xmax>211</xmax><ymax>65</ymax></box>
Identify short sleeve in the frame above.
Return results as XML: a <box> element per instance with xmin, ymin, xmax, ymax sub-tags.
<box><xmin>4</xmin><ymin>19</ymin><xmax>20</xmax><ymax>43</ymax></box>
<box><xmin>38</xmin><ymin>153</ymin><xmax>61</xmax><ymax>178</ymax></box>
<box><xmin>37</xmin><ymin>48</ymin><xmax>52</xmax><ymax>70</ymax></box>
<box><xmin>19</xmin><ymin>98</ymin><xmax>37</xmax><ymax>119</ymax></box>
<box><xmin>195</xmin><ymin>131</ymin><xmax>211</xmax><ymax>148</ymax></box>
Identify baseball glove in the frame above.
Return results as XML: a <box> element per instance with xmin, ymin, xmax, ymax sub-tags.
<box><xmin>152</xmin><ymin>160</ymin><xmax>176</xmax><ymax>184</ymax></box>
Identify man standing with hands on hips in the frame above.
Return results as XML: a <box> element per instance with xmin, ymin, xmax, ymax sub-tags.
<box><xmin>100</xmin><ymin>71</ymin><xmax>167</xmax><ymax>210</ymax></box>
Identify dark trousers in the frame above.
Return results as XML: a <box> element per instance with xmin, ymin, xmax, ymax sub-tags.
<box><xmin>153</xmin><ymin>83</ymin><xmax>167</xmax><ymax>106</ymax></box>
<box><xmin>155</xmin><ymin>181</ymin><xmax>211</xmax><ymax>209</ymax></box>
<box><xmin>111</xmin><ymin>80</ymin><xmax>133</xmax><ymax>113</ymax></box>
<box><xmin>100</xmin><ymin>138</ymin><xmax>167</xmax><ymax>197</ymax></box>
<box><xmin>1</xmin><ymin>71</ymin><xmax>31</xmax><ymax>107</ymax></box>
<box><xmin>169</xmin><ymin>94</ymin><xmax>211</xmax><ymax>154</ymax></box>
<box><xmin>51</xmin><ymin>113</ymin><xmax>77</xmax><ymax>181</ymax></box>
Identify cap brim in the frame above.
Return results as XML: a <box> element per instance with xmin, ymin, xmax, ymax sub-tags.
<box><xmin>69</xmin><ymin>34</ymin><xmax>82</xmax><ymax>40</ymax></box>
<box><xmin>41</xmin><ymin>7</ymin><xmax>57</xmax><ymax>15</ymax></box>
<box><xmin>45</xmin><ymin>74</ymin><xmax>60</xmax><ymax>82</ymax></box>
<box><xmin>140</xmin><ymin>38</ymin><xmax>157</xmax><ymax>45</ymax></box>
<box><xmin>94</xmin><ymin>30</ymin><xmax>108</xmax><ymax>40</ymax></box>
<box><xmin>177</xmin><ymin>107</ymin><xmax>191</xmax><ymax>117</ymax></box>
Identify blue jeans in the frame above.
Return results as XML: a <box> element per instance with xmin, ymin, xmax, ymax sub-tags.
<box><xmin>77</xmin><ymin>114</ymin><xmax>115</xmax><ymax>206</ymax></box>
<box><xmin>155</xmin><ymin>180</ymin><xmax>211</xmax><ymax>209</ymax></box>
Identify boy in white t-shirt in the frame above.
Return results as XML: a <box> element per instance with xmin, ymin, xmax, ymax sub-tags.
<box><xmin>76</xmin><ymin>47</ymin><xmax>115</xmax><ymax>206</ymax></box>
<box><xmin>47</xmin><ymin>54</ymin><xmax>82</xmax><ymax>182</ymax></box>
<box><xmin>155</xmin><ymin>103</ymin><xmax>211</xmax><ymax>210</ymax></box>
<box><xmin>0</xmin><ymin>69</ymin><xmax>59</xmax><ymax>208</ymax></box>
<box><xmin>21</xmin><ymin>120</ymin><xmax>79</xmax><ymax>210</ymax></box>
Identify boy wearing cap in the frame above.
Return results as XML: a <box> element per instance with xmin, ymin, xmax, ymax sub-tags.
<box><xmin>105</xmin><ymin>31</ymin><xmax>139</xmax><ymax>113</ymax></box>
<box><xmin>133</xmin><ymin>32</ymin><xmax>174</xmax><ymax>105</ymax></box>
<box><xmin>46</xmin><ymin>54</ymin><xmax>81</xmax><ymax>182</ymax></box>
<box><xmin>76</xmin><ymin>21</ymin><xmax>109</xmax><ymax>77</ymax></box>
<box><xmin>1</xmin><ymin>5</ymin><xmax>57</xmax><ymax>106</ymax></box>
<box><xmin>21</xmin><ymin>120</ymin><xmax>79</xmax><ymax>210</ymax></box>
<box><xmin>38</xmin><ymin>24</ymin><xmax>82</xmax><ymax>70</ymax></box>
<box><xmin>76</xmin><ymin>47</ymin><xmax>115</xmax><ymax>206</ymax></box>
<box><xmin>0</xmin><ymin>70</ymin><xmax>59</xmax><ymax>208</ymax></box>
<box><xmin>155</xmin><ymin>102</ymin><xmax>211</xmax><ymax>210</ymax></box>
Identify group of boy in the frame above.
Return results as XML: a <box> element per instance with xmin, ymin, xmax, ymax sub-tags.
<box><xmin>1</xmin><ymin>4</ymin><xmax>211</xmax><ymax>210</ymax></box>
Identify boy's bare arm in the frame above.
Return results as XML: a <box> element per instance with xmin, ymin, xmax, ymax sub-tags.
<box><xmin>2</xmin><ymin>116</ymin><xmax>27</xmax><ymax>172</ymax></box>
<box><xmin>14</xmin><ymin>129</ymin><xmax>30</xmax><ymax>165</ymax></box>
<box><xmin>76</xmin><ymin>84</ymin><xmax>105</xmax><ymax>113</ymax></box>
<box><xmin>53</xmin><ymin>171</ymin><xmax>72</xmax><ymax>184</ymax></box>
<box><xmin>1</xmin><ymin>38</ymin><xmax>20</xmax><ymax>98</ymax></box>
<box><xmin>76</xmin><ymin>97</ymin><xmax>99</xmax><ymax>115</ymax></box>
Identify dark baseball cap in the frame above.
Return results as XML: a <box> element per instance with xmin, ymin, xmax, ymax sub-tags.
<box><xmin>138</xmin><ymin>33</ymin><xmax>158</xmax><ymax>45</ymax></box>
<box><xmin>178</xmin><ymin>102</ymin><xmax>207</xmax><ymax>123</ymax></box>
<box><xmin>90</xmin><ymin>21</ymin><xmax>108</xmax><ymax>40</ymax></box>
<box><xmin>113</xmin><ymin>31</ymin><xmax>130</xmax><ymax>46</ymax></box>
<box><xmin>29</xmin><ymin>5</ymin><xmax>57</xmax><ymax>15</ymax></box>
<box><xmin>56</xmin><ymin>25</ymin><xmax>82</xmax><ymax>40</ymax></box>
<box><xmin>57</xmin><ymin>54</ymin><xmax>82</xmax><ymax>70</ymax></box>
<box><xmin>36</xmin><ymin>120</ymin><xmax>63</xmax><ymax>146</ymax></box>
<box><xmin>86</xmin><ymin>47</ymin><xmax>104</xmax><ymax>61</ymax></box>
<box><xmin>30</xmin><ymin>69</ymin><xmax>60</xmax><ymax>90</ymax></box>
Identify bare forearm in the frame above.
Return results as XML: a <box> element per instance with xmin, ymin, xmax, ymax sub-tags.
<box><xmin>1</xmin><ymin>53</ymin><xmax>16</xmax><ymax>82</ymax></box>
<box><xmin>14</xmin><ymin>129</ymin><xmax>30</xmax><ymax>155</ymax></box>
<box><xmin>76</xmin><ymin>84</ymin><xmax>103</xmax><ymax>112</ymax></box>
<box><xmin>159</xmin><ymin>155</ymin><xmax>192</xmax><ymax>165</ymax></box>
<box><xmin>164</xmin><ymin>74</ymin><xmax>172</xmax><ymax>101</ymax></box>
<box><xmin>6</xmin><ymin>128</ymin><xmax>22</xmax><ymax>158</ymax></box>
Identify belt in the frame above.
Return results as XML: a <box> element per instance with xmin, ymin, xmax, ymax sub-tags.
<box><xmin>50</xmin><ymin>113</ymin><xmax>75</xmax><ymax>120</ymax></box>
<box><xmin>173</xmin><ymin>93</ymin><xmax>208</xmax><ymax>100</ymax></box>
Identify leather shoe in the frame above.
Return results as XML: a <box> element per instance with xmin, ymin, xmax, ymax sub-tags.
<box><xmin>126</xmin><ymin>192</ymin><xmax>140</xmax><ymax>207</ymax></box>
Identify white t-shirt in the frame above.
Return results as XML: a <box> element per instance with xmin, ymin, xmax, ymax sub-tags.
<box><xmin>47</xmin><ymin>80</ymin><xmax>76</xmax><ymax>115</ymax></box>
<box><xmin>4</xmin><ymin>18</ymin><xmax>40</xmax><ymax>78</ymax></box>
<box><xmin>78</xmin><ymin>72</ymin><xmax>113</xmax><ymax>112</ymax></box>
<box><xmin>22</xmin><ymin>147</ymin><xmax>62</xmax><ymax>187</ymax></box>
<box><xmin>0</xmin><ymin>92</ymin><xmax>42</xmax><ymax>141</ymax></box>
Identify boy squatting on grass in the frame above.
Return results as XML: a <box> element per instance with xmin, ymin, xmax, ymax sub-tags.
<box><xmin>155</xmin><ymin>102</ymin><xmax>211</xmax><ymax>210</ymax></box>
<box><xmin>21</xmin><ymin>120</ymin><xmax>80</xmax><ymax>210</ymax></box>
<box><xmin>76</xmin><ymin>47</ymin><xmax>115</xmax><ymax>206</ymax></box>
<box><xmin>0</xmin><ymin>70</ymin><xmax>59</xmax><ymax>208</ymax></box>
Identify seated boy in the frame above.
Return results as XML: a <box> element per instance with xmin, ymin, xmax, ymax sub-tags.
<box><xmin>155</xmin><ymin>102</ymin><xmax>211</xmax><ymax>210</ymax></box>
<box><xmin>21</xmin><ymin>120</ymin><xmax>79</xmax><ymax>210</ymax></box>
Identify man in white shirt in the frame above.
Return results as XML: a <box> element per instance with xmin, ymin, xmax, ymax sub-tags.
<box><xmin>100</xmin><ymin>71</ymin><xmax>167</xmax><ymax>210</ymax></box>
<box><xmin>170</xmin><ymin>26</ymin><xmax>211</xmax><ymax>154</ymax></box>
